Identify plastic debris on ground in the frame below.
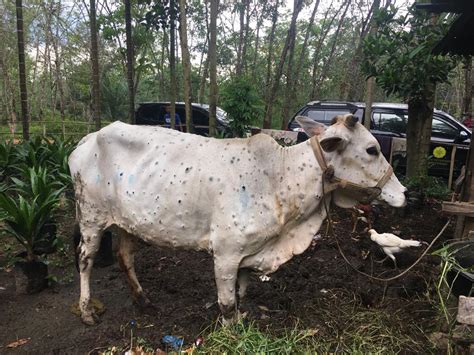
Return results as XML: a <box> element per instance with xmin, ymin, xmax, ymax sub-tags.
<box><xmin>259</xmin><ymin>275</ymin><xmax>271</xmax><ymax>282</ymax></box>
<box><xmin>162</xmin><ymin>335</ymin><xmax>184</xmax><ymax>350</ymax></box>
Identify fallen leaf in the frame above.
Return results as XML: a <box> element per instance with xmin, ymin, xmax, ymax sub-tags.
<box><xmin>7</xmin><ymin>338</ymin><xmax>30</xmax><ymax>348</ymax></box>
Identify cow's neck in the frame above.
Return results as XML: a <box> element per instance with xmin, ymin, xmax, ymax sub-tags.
<box><xmin>277</xmin><ymin>139</ymin><xmax>327</xmax><ymax>223</ymax></box>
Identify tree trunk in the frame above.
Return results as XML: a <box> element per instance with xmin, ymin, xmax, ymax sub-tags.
<box><xmin>344</xmin><ymin>0</ymin><xmax>380</xmax><ymax>100</ymax></box>
<box><xmin>263</xmin><ymin>0</ymin><xmax>303</xmax><ymax>129</ymax></box>
<box><xmin>251</xmin><ymin>16</ymin><xmax>262</xmax><ymax>78</ymax></box>
<box><xmin>235</xmin><ymin>0</ymin><xmax>246</xmax><ymax>76</ymax></box>
<box><xmin>89</xmin><ymin>0</ymin><xmax>101</xmax><ymax>130</ymax></box>
<box><xmin>208</xmin><ymin>0</ymin><xmax>218</xmax><ymax>136</ymax></box>
<box><xmin>281</xmin><ymin>0</ymin><xmax>320</xmax><ymax>130</ymax></box>
<box><xmin>198</xmin><ymin>2</ymin><xmax>210</xmax><ymax>104</ymax></box>
<box><xmin>0</xmin><ymin>49</ymin><xmax>18</xmax><ymax>131</ymax></box>
<box><xmin>463</xmin><ymin>56</ymin><xmax>473</xmax><ymax>115</ymax></box>
<box><xmin>124</xmin><ymin>0</ymin><xmax>135</xmax><ymax>124</ymax></box>
<box><xmin>159</xmin><ymin>29</ymin><xmax>168</xmax><ymax>99</ymax></box>
<box><xmin>309</xmin><ymin>0</ymin><xmax>338</xmax><ymax>100</ymax></box>
<box><xmin>312</xmin><ymin>0</ymin><xmax>350</xmax><ymax>99</ymax></box>
<box><xmin>364</xmin><ymin>77</ymin><xmax>374</xmax><ymax>130</ymax></box>
<box><xmin>406</xmin><ymin>85</ymin><xmax>436</xmax><ymax>178</ymax></box>
<box><xmin>263</xmin><ymin>1</ymin><xmax>279</xmax><ymax>102</ymax></box>
<box><xmin>363</xmin><ymin>0</ymin><xmax>382</xmax><ymax>129</ymax></box>
<box><xmin>240</xmin><ymin>0</ymin><xmax>251</xmax><ymax>75</ymax></box>
<box><xmin>52</xmin><ymin>3</ymin><xmax>65</xmax><ymax>136</ymax></box>
<box><xmin>16</xmin><ymin>0</ymin><xmax>29</xmax><ymax>140</ymax></box>
<box><xmin>169</xmin><ymin>0</ymin><xmax>177</xmax><ymax>129</ymax></box>
<box><xmin>178</xmin><ymin>0</ymin><xmax>193</xmax><ymax>133</ymax></box>
<box><xmin>198</xmin><ymin>57</ymin><xmax>209</xmax><ymax>104</ymax></box>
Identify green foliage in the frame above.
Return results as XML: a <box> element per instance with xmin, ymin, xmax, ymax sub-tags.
<box><xmin>198</xmin><ymin>314</ymin><xmax>426</xmax><ymax>354</ymax></box>
<box><xmin>0</xmin><ymin>166</ymin><xmax>63</xmax><ymax>261</ymax></box>
<box><xmin>431</xmin><ymin>243</ymin><xmax>473</xmax><ymax>330</ymax></box>
<box><xmin>362</xmin><ymin>5</ymin><xmax>457</xmax><ymax>101</ymax></box>
<box><xmin>402</xmin><ymin>175</ymin><xmax>451</xmax><ymax>200</ymax></box>
<box><xmin>219</xmin><ymin>75</ymin><xmax>264</xmax><ymax>137</ymax></box>
<box><xmin>198</xmin><ymin>320</ymin><xmax>320</xmax><ymax>354</ymax></box>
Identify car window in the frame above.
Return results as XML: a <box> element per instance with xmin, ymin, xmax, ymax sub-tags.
<box><xmin>305</xmin><ymin>110</ymin><xmax>326</xmax><ymax>122</ymax></box>
<box><xmin>304</xmin><ymin>109</ymin><xmax>353</xmax><ymax>123</ymax></box>
<box><xmin>372</xmin><ymin>111</ymin><xmax>408</xmax><ymax>134</ymax></box>
<box><xmin>432</xmin><ymin>116</ymin><xmax>459</xmax><ymax>140</ymax></box>
<box><xmin>325</xmin><ymin>110</ymin><xmax>354</xmax><ymax>122</ymax></box>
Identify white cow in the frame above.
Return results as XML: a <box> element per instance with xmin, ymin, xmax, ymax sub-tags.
<box><xmin>69</xmin><ymin>114</ymin><xmax>406</xmax><ymax>325</ymax></box>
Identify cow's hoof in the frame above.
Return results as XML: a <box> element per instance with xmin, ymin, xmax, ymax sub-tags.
<box><xmin>81</xmin><ymin>312</ymin><xmax>99</xmax><ymax>325</ymax></box>
<box><xmin>221</xmin><ymin>310</ymin><xmax>246</xmax><ymax>326</ymax></box>
<box><xmin>135</xmin><ymin>294</ymin><xmax>155</xmax><ymax>310</ymax></box>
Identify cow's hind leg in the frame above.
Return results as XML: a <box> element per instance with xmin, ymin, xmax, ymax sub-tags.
<box><xmin>117</xmin><ymin>229</ymin><xmax>153</xmax><ymax>309</ymax></box>
<box><xmin>78</xmin><ymin>225</ymin><xmax>104</xmax><ymax>325</ymax></box>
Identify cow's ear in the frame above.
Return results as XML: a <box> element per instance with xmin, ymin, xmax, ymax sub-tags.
<box><xmin>295</xmin><ymin>116</ymin><xmax>326</xmax><ymax>137</ymax></box>
<box><xmin>319</xmin><ymin>136</ymin><xmax>345</xmax><ymax>152</ymax></box>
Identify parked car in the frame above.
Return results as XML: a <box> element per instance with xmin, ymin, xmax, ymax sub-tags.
<box><xmin>288</xmin><ymin>101</ymin><xmax>471</xmax><ymax>181</ymax></box>
<box><xmin>135</xmin><ymin>102</ymin><xmax>230</xmax><ymax>136</ymax></box>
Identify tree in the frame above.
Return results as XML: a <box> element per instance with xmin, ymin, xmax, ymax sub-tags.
<box><xmin>363</xmin><ymin>5</ymin><xmax>456</xmax><ymax>178</ymax></box>
<box><xmin>208</xmin><ymin>0</ymin><xmax>218</xmax><ymax>136</ymax></box>
<box><xmin>220</xmin><ymin>76</ymin><xmax>263</xmax><ymax>137</ymax></box>
<box><xmin>89</xmin><ymin>0</ymin><xmax>101</xmax><ymax>130</ymax></box>
<box><xmin>15</xmin><ymin>0</ymin><xmax>29</xmax><ymax>140</ymax></box>
<box><xmin>169</xmin><ymin>0</ymin><xmax>177</xmax><ymax>129</ymax></box>
<box><xmin>263</xmin><ymin>0</ymin><xmax>304</xmax><ymax>129</ymax></box>
<box><xmin>124</xmin><ymin>0</ymin><xmax>135</xmax><ymax>124</ymax></box>
<box><xmin>178</xmin><ymin>0</ymin><xmax>192</xmax><ymax>133</ymax></box>
<box><xmin>463</xmin><ymin>57</ymin><xmax>473</xmax><ymax>115</ymax></box>
<box><xmin>281</xmin><ymin>0</ymin><xmax>321</xmax><ymax>130</ymax></box>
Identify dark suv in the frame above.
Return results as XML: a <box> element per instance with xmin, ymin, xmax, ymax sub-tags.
<box><xmin>135</xmin><ymin>102</ymin><xmax>230</xmax><ymax>136</ymax></box>
<box><xmin>288</xmin><ymin>101</ymin><xmax>471</xmax><ymax>181</ymax></box>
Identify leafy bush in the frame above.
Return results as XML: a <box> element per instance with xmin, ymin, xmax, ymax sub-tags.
<box><xmin>219</xmin><ymin>75</ymin><xmax>264</xmax><ymax>137</ymax></box>
<box><xmin>402</xmin><ymin>175</ymin><xmax>450</xmax><ymax>200</ymax></box>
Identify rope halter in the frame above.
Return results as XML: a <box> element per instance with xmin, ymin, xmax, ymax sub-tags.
<box><xmin>310</xmin><ymin>137</ymin><xmax>393</xmax><ymax>204</ymax></box>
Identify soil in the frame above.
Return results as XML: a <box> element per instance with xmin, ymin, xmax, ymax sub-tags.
<box><xmin>0</xmin><ymin>201</ymin><xmax>454</xmax><ymax>353</ymax></box>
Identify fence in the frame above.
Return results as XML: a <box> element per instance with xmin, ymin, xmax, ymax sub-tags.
<box><xmin>0</xmin><ymin>120</ymin><xmax>113</xmax><ymax>140</ymax></box>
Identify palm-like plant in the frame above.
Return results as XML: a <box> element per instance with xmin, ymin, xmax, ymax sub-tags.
<box><xmin>0</xmin><ymin>167</ymin><xmax>64</xmax><ymax>262</ymax></box>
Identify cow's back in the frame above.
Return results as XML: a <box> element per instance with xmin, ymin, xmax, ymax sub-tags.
<box><xmin>69</xmin><ymin>121</ymin><xmax>284</xmax><ymax>250</ymax></box>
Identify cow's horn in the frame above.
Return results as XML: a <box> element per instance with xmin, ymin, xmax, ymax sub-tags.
<box><xmin>343</xmin><ymin>114</ymin><xmax>358</xmax><ymax>128</ymax></box>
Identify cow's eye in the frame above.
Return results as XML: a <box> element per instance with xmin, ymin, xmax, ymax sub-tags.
<box><xmin>366</xmin><ymin>146</ymin><xmax>378</xmax><ymax>156</ymax></box>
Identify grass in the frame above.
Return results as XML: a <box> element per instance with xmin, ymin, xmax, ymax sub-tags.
<box><xmin>197</xmin><ymin>321</ymin><xmax>321</xmax><ymax>354</ymax></box>
<box><xmin>194</xmin><ymin>296</ymin><xmax>431</xmax><ymax>354</ymax></box>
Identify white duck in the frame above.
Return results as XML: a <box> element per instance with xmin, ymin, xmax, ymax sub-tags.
<box><xmin>368</xmin><ymin>229</ymin><xmax>423</xmax><ymax>268</ymax></box>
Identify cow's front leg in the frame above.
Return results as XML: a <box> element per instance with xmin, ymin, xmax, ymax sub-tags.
<box><xmin>214</xmin><ymin>257</ymin><xmax>239</xmax><ymax>325</ymax></box>
<box><xmin>78</xmin><ymin>226</ymin><xmax>103</xmax><ymax>325</ymax></box>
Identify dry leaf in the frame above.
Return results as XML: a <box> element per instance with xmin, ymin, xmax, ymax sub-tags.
<box><xmin>7</xmin><ymin>338</ymin><xmax>30</xmax><ymax>348</ymax></box>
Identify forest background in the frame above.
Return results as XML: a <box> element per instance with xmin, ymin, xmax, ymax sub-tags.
<box><xmin>1</xmin><ymin>0</ymin><xmax>472</xmax><ymax>139</ymax></box>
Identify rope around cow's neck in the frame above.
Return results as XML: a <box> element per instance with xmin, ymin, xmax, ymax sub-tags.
<box><xmin>321</xmin><ymin>177</ymin><xmax>451</xmax><ymax>282</ymax></box>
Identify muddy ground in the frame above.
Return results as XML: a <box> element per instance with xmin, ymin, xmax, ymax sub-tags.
<box><xmin>0</xmin><ymin>201</ymin><xmax>454</xmax><ymax>353</ymax></box>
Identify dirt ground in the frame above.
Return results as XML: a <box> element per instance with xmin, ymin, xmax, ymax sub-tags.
<box><xmin>0</xmin><ymin>201</ymin><xmax>454</xmax><ymax>353</ymax></box>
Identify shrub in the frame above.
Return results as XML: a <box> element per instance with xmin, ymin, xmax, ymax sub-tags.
<box><xmin>220</xmin><ymin>75</ymin><xmax>264</xmax><ymax>137</ymax></box>
<box><xmin>402</xmin><ymin>175</ymin><xmax>450</xmax><ymax>200</ymax></box>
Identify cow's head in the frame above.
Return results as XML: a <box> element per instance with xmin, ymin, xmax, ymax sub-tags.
<box><xmin>296</xmin><ymin>115</ymin><xmax>406</xmax><ymax>208</ymax></box>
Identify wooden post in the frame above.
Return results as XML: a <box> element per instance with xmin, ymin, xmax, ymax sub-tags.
<box><xmin>458</xmin><ymin>137</ymin><xmax>474</xmax><ymax>239</ymax></box>
<box><xmin>448</xmin><ymin>145</ymin><xmax>457</xmax><ymax>189</ymax></box>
